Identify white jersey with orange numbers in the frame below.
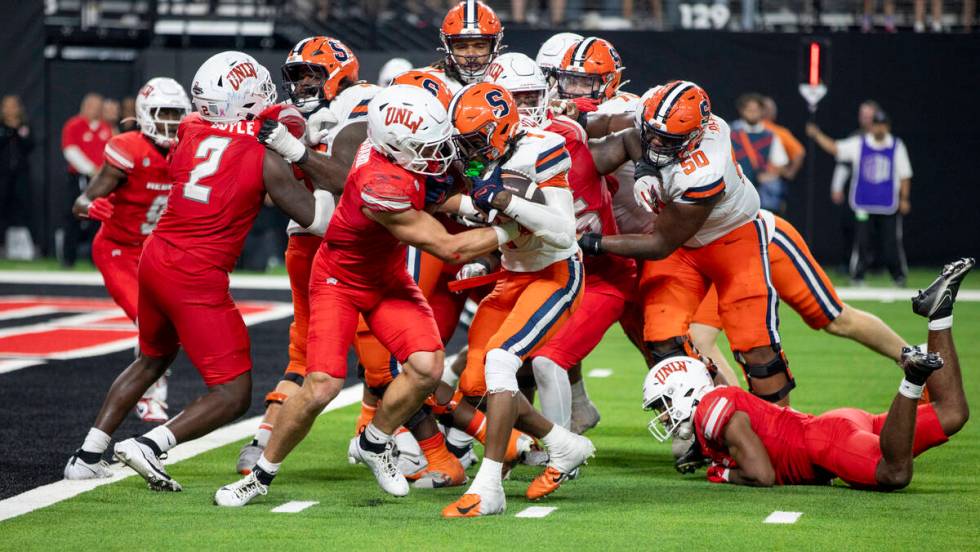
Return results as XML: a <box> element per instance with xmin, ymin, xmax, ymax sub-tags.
<box><xmin>497</xmin><ymin>129</ymin><xmax>578</xmax><ymax>273</ymax></box>
<box><xmin>593</xmin><ymin>91</ymin><xmax>652</xmax><ymax>234</ymax></box>
<box><xmin>414</xmin><ymin>66</ymin><xmax>465</xmax><ymax>95</ymax></box>
<box><xmin>637</xmin><ymin>114</ymin><xmax>760</xmax><ymax>247</ymax></box>
<box><xmin>286</xmin><ymin>83</ymin><xmax>379</xmax><ymax>236</ymax></box>
<box><xmin>594</xmin><ymin>90</ymin><xmax>640</xmax><ymax>115</ymax></box>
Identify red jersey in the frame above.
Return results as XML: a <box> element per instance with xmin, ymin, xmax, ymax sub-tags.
<box><xmin>693</xmin><ymin>386</ymin><xmax>822</xmax><ymax>485</ymax></box>
<box><xmin>545</xmin><ymin>115</ymin><xmax>636</xmax><ymax>293</ymax></box>
<box><xmin>321</xmin><ymin>143</ymin><xmax>425</xmax><ymax>289</ymax></box>
<box><xmin>154</xmin><ymin>113</ymin><xmax>267</xmax><ymax>272</ymax></box>
<box><xmin>62</xmin><ymin>115</ymin><xmax>112</xmax><ymax>174</ymax></box>
<box><xmin>99</xmin><ymin>131</ymin><xmax>172</xmax><ymax>246</ymax></box>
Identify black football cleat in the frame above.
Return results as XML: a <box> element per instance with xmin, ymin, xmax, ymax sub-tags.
<box><xmin>912</xmin><ymin>257</ymin><xmax>975</xmax><ymax>320</ymax></box>
<box><xmin>900</xmin><ymin>346</ymin><xmax>944</xmax><ymax>386</ymax></box>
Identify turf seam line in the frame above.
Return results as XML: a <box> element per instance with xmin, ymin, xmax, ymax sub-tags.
<box><xmin>0</xmin><ymin>383</ymin><xmax>364</xmax><ymax>523</ymax></box>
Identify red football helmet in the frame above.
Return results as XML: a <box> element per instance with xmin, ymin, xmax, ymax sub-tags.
<box><xmin>449</xmin><ymin>82</ymin><xmax>521</xmax><ymax>164</ymax></box>
<box><xmin>555</xmin><ymin>37</ymin><xmax>624</xmax><ymax>101</ymax></box>
<box><xmin>637</xmin><ymin>81</ymin><xmax>711</xmax><ymax>167</ymax></box>
<box><xmin>440</xmin><ymin>0</ymin><xmax>504</xmax><ymax>84</ymax></box>
<box><xmin>282</xmin><ymin>36</ymin><xmax>359</xmax><ymax>112</ymax></box>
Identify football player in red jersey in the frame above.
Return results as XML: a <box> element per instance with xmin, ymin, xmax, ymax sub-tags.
<box><xmin>641</xmin><ymin>259</ymin><xmax>973</xmax><ymax>490</ymax></box>
<box><xmin>236</xmin><ymin>35</ymin><xmax>378</xmax><ymax>475</ymax></box>
<box><xmin>64</xmin><ymin>52</ymin><xmax>332</xmax><ymax>489</ymax></box>
<box><xmin>71</xmin><ymin>77</ymin><xmax>191</xmax><ymax>424</ymax></box>
<box><xmin>215</xmin><ymin>84</ymin><xmax>517</xmax><ymax>506</ymax></box>
<box><xmin>483</xmin><ymin>52</ymin><xmax>636</xmax><ymax>433</ymax></box>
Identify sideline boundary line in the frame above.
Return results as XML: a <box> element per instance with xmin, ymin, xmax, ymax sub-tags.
<box><xmin>0</xmin><ymin>383</ymin><xmax>363</xmax><ymax>523</ymax></box>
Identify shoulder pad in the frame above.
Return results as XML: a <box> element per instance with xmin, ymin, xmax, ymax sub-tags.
<box><xmin>525</xmin><ymin>131</ymin><xmax>570</xmax><ymax>183</ymax></box>
<box><xmin>103</xmin><ymin>132</ymin><xmax>140</xmax><ymax>172</ymax></box>
<box><xmin>332</xmin><ymin>84</ymin><xmax>381</xmax><ymax>123</ymax></box>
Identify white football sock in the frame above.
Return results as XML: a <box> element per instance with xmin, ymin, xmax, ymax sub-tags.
<box><xmin>81</xmin><ymin>428</ymin><xmax>111</xmax><ymax>455</ymax></box>
<box><xmin>143</xmin><ymin>425</ymin><xmax>177</xmax><ymax>454</ymax></box>
<box><xmin>540</xmin><ymin>424</ymin><xmax>573</xmax><ymax>451</ymax></box>
<box><xmin>532</xmin><ymin>356</ymin><xmax>572</xmax><ymax>428</ymax></box>
<box><xmin>468</xmin><ymin>458</ymin><xmax>503</xmax><ymax>494</ymax></box>
<box><xmin>255</xmin><ymin>453</ymin><xmax>281</xmax><ymax>476</ymax></box>
<box><xmin>363</xmin><ymin>422</ymin><xmax>391</xmax><ymax>447</ymax></box>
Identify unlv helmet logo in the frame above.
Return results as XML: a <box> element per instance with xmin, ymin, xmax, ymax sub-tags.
<box><xmin>384</xmin><ymin>106</ymin><xmax>423</xmax><ymax>133</ymax></box>
<box><xmin>226</xmin><ymin>62</ymin><xmax>258</xmax><ymax>91</ymax></box>
<box><xmin>485</xmin><ymin>62</ymin><xmax>504</xmax><ymax>82</ymax></box>
<box><xmin>140</xmin><ymin>85</ymin><xmax>155</xmax><ymax>98</ymax></box>
<box><xmin>654</xmin><ymin>360</ymin><xmax>689</xmax><ymax>385</ymax></box>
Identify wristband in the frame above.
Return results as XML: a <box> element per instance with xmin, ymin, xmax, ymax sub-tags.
<box><xmin>899</xmin><ymin>378</ymin><xmax>924</xmax><ymax>400</ymax></box>
<box><xmin>928</xmin><ymin>315</ymin><xmax>952</xmax><ymax>331</ymax></box>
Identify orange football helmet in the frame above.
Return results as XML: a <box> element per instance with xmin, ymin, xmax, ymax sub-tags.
<box><xmin>555</xmin><ymin>37</ymin><xmax>624</xmax><ymax>101</ymax></box>
<box><xmin>390</xmin><ymin>70</ymin><xmax>453</xmax><ymax>110</ymax></box>
<box><xmin>282</xmin><ymin>36</ymin><xmax>359</xmax><ymax>112</ymax></box>
<box><xmin>440</xmin><ymin>0</ymin><xmax>504</xmax><ymax>84</ymax></box>
<box><xmin>637</xmin><ymin>81</ymin><xmax>712</xmax><ymax>167</ymax></box>
<box><xmin>449</xmin><ymin>82</ymin><xmax>521</xmax><ymax>163</ymax></box>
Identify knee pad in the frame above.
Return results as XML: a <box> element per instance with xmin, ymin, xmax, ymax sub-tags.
<box><xmin>265</xmin><ymin>391</ymin><xmax>289</xmax><ymax>408</ymax></box>
<box><xmin>282</xmin><ymin>372</ymin><xmax>304</xmax><ymax>387</ymax></box>
<box><xmin>485</xmin><ymin>348</ymin><xmax>520</xmax><ymax>394</ymax></box>
<box><xmin>647</xmin><ymin>335</ymin><xmax>719</xmax><ymax>378</ymax></box>
<box><xmin>735</xmin><ymin>348</ymin><xmax>795</xmax><ymax>402</ymax></box>
<box><xmin>404</xmin><ymin>406</ymin><xmax>430</xmax><ymax>432</ymax></box>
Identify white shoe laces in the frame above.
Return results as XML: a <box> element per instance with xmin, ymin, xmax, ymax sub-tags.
<box><xmin>233</xmin><ymin>476</ymin><xmax>267</xmax><ymax>499</ymax></box>
<box><xmin>379</xmin><ymin>441</ymin><xmax>399</xmax><ymax>479</ymax></box>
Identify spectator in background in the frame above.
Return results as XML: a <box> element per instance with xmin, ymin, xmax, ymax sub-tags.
<box><xmin>0</xmin><ymin>95</ymin><xmax>35</xmax><ymax>260</ymax></box>
<box><xmin>731</xmin><ymin>93</ymin><xmax>789</xmax><ymax>214</ymax></box>
<box><xmin>120</xmin><ymin>97</ymin><xmax>138</xmax><ymax>133</ymax></box>
<box><xmin>863</xmin><ymin>0</ymin><xmax>896</xmax><ymax>32</ymax></box>
<box><xmin>102</xmin><ymin>98</ymin><xmax>121</xmax><ymax>135</ymax></box>
<box><xmin>61</xmin><ymin>93</ymin><xmax>111</xmax><ymax>268</ymax></box>
<box><xmin>807</xmin><ymin>110</ymin><xmax>912</xmax><ymax>287</ymax></box>
<box><xmin>914</xmin><ymin>0</ymin><xmax>943</xmax><ymax>32</ymax></box>
<box><xmin>762</xmin><ymin>95</ymin><xmax>805</xmax><ymax>180</ymax></box>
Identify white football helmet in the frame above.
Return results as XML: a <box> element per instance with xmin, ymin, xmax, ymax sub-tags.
<box><xmin>367</xmin><ymin>84</ymin><xmax>455</xmax><ymax>176</ymax></box>
<box><xmin>642</xmin><ymin>356</ymin><xmax>715</xmax><ymax>442</ymax></box>
<box><xmin>190</xmin><ymin>51</ymin><xmax>277</xmax><ymax>124</ymax></box>
<box><xmin>484</xmin><ymin>53</ymin><xmax>549</xmax><ymax>127</ymax></box>
<box><xmin>135</xmin><ymin>77</ymin><xmax>191</xmax><ymax>148</ymax></box>
<box><xmin>535</xmin><ymin>32</ymin><xmax>584</xmax><ymax>72</ymax></box>
<box><xmin>378</xmin><ymin>57</ymin><xmax>413</xmax><ymax>87</ymax></box>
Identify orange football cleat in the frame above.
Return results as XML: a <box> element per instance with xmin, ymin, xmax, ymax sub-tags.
<box><xmin>442</xmin><ymin>493</ymin><xmax>484</xmax><ymax>518</ymax></box>
<box><xmin>526</xmin><ymin>466</ymin><xmax>568</xmax><ymax>500</ymax></box>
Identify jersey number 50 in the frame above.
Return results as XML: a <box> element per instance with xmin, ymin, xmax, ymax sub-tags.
<box><xmin>183</xmin><ymin>136</ymin><xmax>232</xmax><ymax>204</ymax></box>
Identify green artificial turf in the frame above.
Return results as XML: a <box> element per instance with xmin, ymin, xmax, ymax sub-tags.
<box><xmin>2</xmin><ymin>300</ymin><xmax>978</xmax><ymax>550</ymax></box>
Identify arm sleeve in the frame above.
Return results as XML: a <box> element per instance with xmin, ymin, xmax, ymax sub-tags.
<box><xmin>502</xmin><ymin>186</ymin><xmax>577</xmax><ymax>249</ymax></box>
<box><xmin>895</xmin><ymin>140</ymin><xmax>913</xmax><ymax>180</ymax></box>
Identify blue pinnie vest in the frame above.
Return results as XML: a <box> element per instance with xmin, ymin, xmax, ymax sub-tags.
<box><xmin>730</xmin><ymin>122</ymin><xmax>775</xmax><ymax>186</ymax></box>
<box><xmin>849</xmin><ymin>135</ymin><xmax>900</xmax><ymax>215</ymax></box>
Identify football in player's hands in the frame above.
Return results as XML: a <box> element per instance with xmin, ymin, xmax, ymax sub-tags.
<box><xmin>500</xmin><ymin>171</ymin><xmax>546</xmax><ymax>205</ymax></box>
<box><xmin>86</xmin><ymin>197</ymin><xmax>114</xmax><ymax>221</ymax></box>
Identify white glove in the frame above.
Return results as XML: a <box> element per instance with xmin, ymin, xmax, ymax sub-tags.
<box><xmin>633</xmin><ymin>175</ymin><xmax>659</xmax><ymax>213</ymax></box>
<box><xmin>457</xmin><ymin>261</ymin><xmax>489</xmax><ymax>280</ymax></box>
<box><xmin>258</xmin><ymin>120</ymin><xmax>307</xmax><ymax>163</ymax></box>
<box><xmin>305</xmin><ymin>106</ymin><xmax>338</xmax><ymax>147</ymax></box>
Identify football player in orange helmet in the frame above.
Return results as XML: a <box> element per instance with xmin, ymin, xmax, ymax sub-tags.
<box><xmin>584</xmin><ymin>80</ymin><xmax>795</xmax><ymax>406</ymax></box>
<box><xmin>443</xmin><ymin>83</ymin><xmax>594</xmax><ymax>518</ymax></box>
<box><xmin>282</xmin><ymin>36</ymin><xmax>360</xmax><ymax>113</ymax></box>
<box><xmin>555</xmin><ymin>37</ymin><xmax>624</xmax><ymax>102</ymax></box>
<box><xmin>439</xmin><ymin>0</ymin><xmax>504</xmax><ymax>85</ymax></box>
<box><xmin>391</xmin><ymin>70</ymin><xmax>454</xmax><ymax>110</ymax></box>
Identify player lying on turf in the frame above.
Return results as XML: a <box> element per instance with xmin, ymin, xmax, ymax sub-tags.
<box><xmin>64</xmin><ymin>52</ymin><xmax>331</xmax><ymax>489</ymax></box>
<box><xmin>72</xmin><ymin>77</ymin><xmax>191</xmax><ymax>423</ymax></box>
<box><xmin>214</xmin><ymin>84</ymin><xmax>519</xmax><ymax>506</ymax></box>
<box><xmin>641</xmin><ymin>258</ymin><xmax>973</xmax><ymax>489</ymax></box>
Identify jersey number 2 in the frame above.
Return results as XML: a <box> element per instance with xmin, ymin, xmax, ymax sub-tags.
<box><xmin>183</xmin><ymin>136</ymin><xmax>231</xmax><ymax>204</ymax></box>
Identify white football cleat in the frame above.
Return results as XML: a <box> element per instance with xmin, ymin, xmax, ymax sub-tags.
<box><xmin>214</xmin><ymin>472</ymin><xmax>268</xmax><ymax>507</ymax></box>
<box><xmin>237</xmin><ymin>442</ymin><xmax>264</xmax><ymax>475</ymax></box>
<box><xmin>350</xmin><ymin>437</ymin><xmax>409</xmax><ymax>497</ymax></box>
<box><xmin>570</xmin><ymin>399</ymin><xmax>601</xmax><ymax>434</ymax></box>
<box><xmin>393</xmin><ymin>429</ymin><xmax>428</xmax><ymax>477</ymax></box>
<box><xmin>113</xmin><ymin>438</ymin><xmax>182</xmax><ymax>492</ymax></box>
<box><xmin>458</xmin><ymin>447</ymin><xmax>480</xmax><ymax>470</ymax></box>
<box><xmin>64</xmin><ymin>452</ymin><xmax>112</xmax><ymax>480</ymax></box>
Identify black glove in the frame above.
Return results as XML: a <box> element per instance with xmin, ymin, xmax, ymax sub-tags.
<box><xmin>424</xmin><ymin>174</ymin><xmax>454</xmax><ymax>207</ymax></box>
<box><xmin>470</xmin><ymin>165</ymin><xmax>504</xmax><ymax>213</ymax></box>
<box><xmin>674</xmin><ymin>438</ymin><xmax>707</xmax><ymax>475</ymax></box>
<box><xmin>578</xmin><ymin>232</ymin><xmax>603</xmax><ymax>256</ymax></box>
<box><xmin>256</xmin><ymin>118</ymin><xmax>278</xmax><ymax>144</ymax></box>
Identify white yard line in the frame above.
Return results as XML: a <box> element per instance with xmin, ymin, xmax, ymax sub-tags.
<box><xmin>271</xmin><ymin>500</ymin><xmax>319</xmax><ymax>513</ymax></box>
<box><xmin>587</xmin><ymin>368</ymin><xmax>613</xmax><ymax>378</ymax></box>
<box><xmin>763</xmin><ymin>511</ymin><xmax>802</xmax><ymax>524</ymax></box>
<box><xmin>515</xmin><ymin>506</ymin><xmax>557</xmax><ymax>518</ymax></box>
<box><xmin>0</xmin><ymin>383</ymin><xmax>363</xmax><ymax>523</ymax></box>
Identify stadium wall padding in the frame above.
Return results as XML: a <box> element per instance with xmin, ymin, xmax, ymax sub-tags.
<box><xmin>26</xmin><ymin>32</ymin><xmax>980</xmax><ymax>265</ymax></box>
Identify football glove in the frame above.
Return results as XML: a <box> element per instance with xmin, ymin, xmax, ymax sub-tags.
<box><xmin>457</xmin><ymin>259</ymin><xmax>491</xmax><ymax>280</ymax></box>
<box><xmin>424</xmin><ymin>174</ymin><xmax>454</xmax><ymax>207</ymax></box>
<box><xmin>258</xmin><ymin>119</ymin><xmax>308</xmax><ymax>164</ymax></box>
<box><xmin>578</xmin><ymin>232</ymin><xmax>603</xmax><ymax>256</ymax></box>
<box><xmin>86</xmin><ymin>197</ymin><xmax>114</xmax><ymax>221</ymax></box>
<box><xmin>633</xmin><ymin>175</ymin><xmax>658</xmax><ymax>213</ymax></box>
<box><xmin>305</xmin><ymin>105</ymin><xmax>338</xmax><ymax>147</ymax></box>
<box><xmin>470</xmin><ymin>166</ymin><xmax>505</xmax><ymax>214</ymax></box>
<box><xmin>706</xmin><ymin>462</ymin><xmax>731</xmax><ymax>484</ymax></box>
<box><xmin>674</xmin><ymin>439</ymin><xmax>707</xmax><ymax>474</ymax></box>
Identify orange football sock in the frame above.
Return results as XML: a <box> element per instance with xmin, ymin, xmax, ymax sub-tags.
<box><xmin>417</xmin><ymin>432</ymin><xmax>465</xmax><ymax>484</ymax></box>
<box><xmin>465</xmin><ymin>411</ymin><xmax>488</xmax><ymax>443</ymax></box>
<box><xmin>354</xmin><ymin>401</ymin><xmax>377</xmax><ymax>435</ymax></box>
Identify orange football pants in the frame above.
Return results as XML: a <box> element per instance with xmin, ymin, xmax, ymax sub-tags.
<box><xmin>692</xmin><ymin>216</ymin><xmax>843</xmax><ymax>331</ymax></box>
<box><xmin>460</xmin><ymin>256</ymin><xmax>584</xmax><ymax>398</ymax></box>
